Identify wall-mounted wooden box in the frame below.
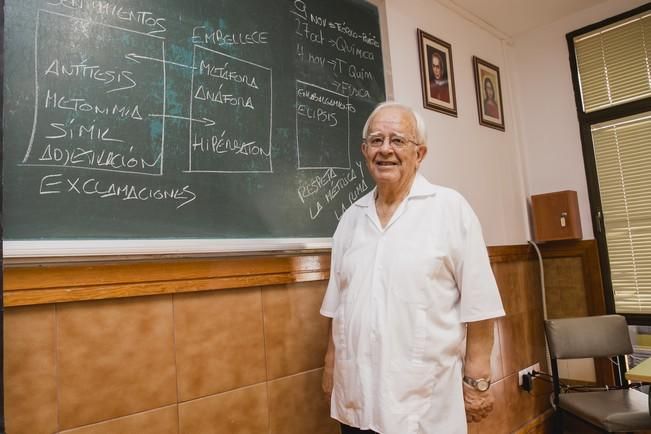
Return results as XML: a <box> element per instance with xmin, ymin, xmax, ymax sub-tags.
<box><xmin>531</xmin><ymin>190</ymin><xmax>582</xmax><ymax>242</ymax></box>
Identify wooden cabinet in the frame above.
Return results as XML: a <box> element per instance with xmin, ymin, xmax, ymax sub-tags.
<box><xmin>531</xmin><ymin>190</ymin><xmax>582</xmax><ymax>242</ymax></box>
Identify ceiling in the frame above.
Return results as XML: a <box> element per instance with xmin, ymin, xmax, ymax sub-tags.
<box><xmin>448</xmin><ymin>0</ymin><xmax>610</xmax><ymax>38</ymax></box>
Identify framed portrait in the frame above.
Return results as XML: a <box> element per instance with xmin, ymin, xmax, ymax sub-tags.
<box><xmin>472</xmin><ymin>56</ymin><xmax>505</xmax><ymax>131</ymax></box>
<box><xmin>417</xmin><ymin>29</ymin><xmax>457</xmax><ymax>117</ymax></box>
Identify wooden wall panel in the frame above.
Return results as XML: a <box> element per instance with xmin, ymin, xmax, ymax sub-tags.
<box><xmin>3</xmin><ymin>254</ymin><xmax>330</xmax><ymax>306</ymax></box>
<box><xmin>5</xmin><ymin>242</ymin><xmax>604</xmax><ymax>434</ymax></box>
<box><xmin>538</xmin><ymin>240</ymin><xmax>612</xmax><ymax>387</ymax></box>
<box><xmin>4</xmin><ymin>246</ymin><xmax>539</xmax><ymax>307</ymax></box>
<box><xmin>538</xmin><ymin>240</ymin><xmax>606</xmax><ymax>317</ymax></box>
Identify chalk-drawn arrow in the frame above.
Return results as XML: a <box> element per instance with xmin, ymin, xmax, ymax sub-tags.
<box><xmin>125</xmin><ymin>53</ymin><xmax>196</xmax><ymax>70</ymax></box>
<box><xmin>149</xmin><ymin>114</ymin><xmax>216</xmax><ymax>127</ymax></box>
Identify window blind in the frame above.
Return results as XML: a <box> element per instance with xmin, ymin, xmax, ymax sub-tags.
<box><xmin>574</xmin><ymin>12</ymin><xmax>651</xmax><ymax>112</ymax></box>
<box><xmin>592</xmin><ymin>113</ymin><xmax>651</xmax><ymax>313</ymax></box>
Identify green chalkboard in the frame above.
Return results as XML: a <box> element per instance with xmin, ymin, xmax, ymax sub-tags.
<box><xmin>3</xmin><ymin>0</ymin><xmax>385</xmax><ymax>242</ymax></box>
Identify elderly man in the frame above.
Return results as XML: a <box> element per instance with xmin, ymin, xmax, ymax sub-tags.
<box><xmin>321</xmin><ymin>102</ymin><xmax>504</xmax><ymax>434</ymax></box>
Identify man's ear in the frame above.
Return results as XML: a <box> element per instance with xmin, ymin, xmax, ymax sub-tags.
<box><xmin>417</xmin><ymin>144</ymin><xmax>428</xmax><ymax>163</ymax></box>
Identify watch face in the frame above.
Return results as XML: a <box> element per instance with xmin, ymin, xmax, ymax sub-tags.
<box><xmin>476</xmin><ymin>379</ymin><xmax>490</xmax><ymax>392</ymax></box>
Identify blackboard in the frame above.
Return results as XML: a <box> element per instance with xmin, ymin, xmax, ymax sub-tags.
<box><xmin>2</xmin><ymin>0</ymin><xmax>387</xmax><ymax>252</ymax></box>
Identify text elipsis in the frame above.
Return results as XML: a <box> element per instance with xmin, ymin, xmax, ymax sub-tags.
<box><xmin>44</xmin><ymin>90</ymin><xmax>142</xmax><ymax>120</ymax></box>
<box><xmin>44</xmin><ymin>59</ymin><xmax>136</xmax><ymax>93</ymax></box>
<box><xmin>40</xmin><ymin>174</ymin><xmax>196</xmax><ymax>209</ymax></box>
<box><xmin>297</xmin><ymin>104</ymin><xmax>338</xmax><ymax>127</ymax></box>
<box><xmin>47</xmin><ymin>0</ymin><xmax>167</xmax><ymax>35</ymax></box>
<box><xmin>194</xmin><ymin>84</ymin><xmax>254</xmax><ymax>109</ymax></box>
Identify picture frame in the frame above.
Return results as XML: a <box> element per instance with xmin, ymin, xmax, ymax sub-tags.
<box><xmin>472</xmin><ymin>56</ymin><xmax>505</xmax><ymax>131</ymax></box>
<box><xmin>417</xmin><ymin>29</ymin><xmax>457</xmax><ymax>117</ymax></box>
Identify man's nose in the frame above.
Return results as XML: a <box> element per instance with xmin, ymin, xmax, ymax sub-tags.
<box><xmin>378</xmin><ymin>138</ymin><xmax>394</xmax><ymax>152</ymax></box>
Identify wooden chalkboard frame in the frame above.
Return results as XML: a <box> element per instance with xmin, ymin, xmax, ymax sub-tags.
<box><xmin>4</xmin><ymin>238</ymin><xmax>333</xmax><ymax>260</ymax></box>
<box><xmin>2</xmin><ymin>0</ymin><xmax>393</xmax><ymax>259</ymax></box>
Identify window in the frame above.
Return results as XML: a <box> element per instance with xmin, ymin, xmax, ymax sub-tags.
<box><xmin>568</xmin><ymin>4</ymin><xmax>651</xmax><ymax>321</ymax></box>
<box><xmin>592</xmin><ymin>113</ymin><xmax>651</xmax><ymax>313</ymax></box>
<box><xmin>574</xmin><ymin>11</ymin><xmax>650</xmax><ymax>112</ymax></box>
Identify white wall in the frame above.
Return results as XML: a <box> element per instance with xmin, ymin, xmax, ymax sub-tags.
<box><xmin>511</xmin><ymin>0</ymin><xmax>648</xmax><ymax>240</ymax></box>
<box><xmin>383</xmin><ymin>0</ymin><xmax>529</xmax><ymax>246</ymax></box>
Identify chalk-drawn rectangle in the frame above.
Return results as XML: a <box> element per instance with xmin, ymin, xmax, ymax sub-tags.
<box><xmin>23</xmin><ymin>9</ymin><xmax>166</xmax><ymax>176</ymax></box>
<box><xmin>295</xmin><ymin>80</ymin><xmax>350</xmax><ymax>170</ymax></box>
<box><xmin>189</xmin><ymin>45</ymin><xmax>273</xmax><ymax>173</ymax></box>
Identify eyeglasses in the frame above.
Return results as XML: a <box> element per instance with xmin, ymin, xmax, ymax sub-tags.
<box><xmin>364</xmin><ymin>133</ymin><xmax>417</xmax><ymax>148</ymax></box>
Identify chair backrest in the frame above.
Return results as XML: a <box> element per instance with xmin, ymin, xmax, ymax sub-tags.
<box><xmin>544</xmin><ymin>315</ymin><xmax>633</xmax><ymax>359</ymax></box>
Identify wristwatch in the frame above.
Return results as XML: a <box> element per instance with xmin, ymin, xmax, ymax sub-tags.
<box><xmin>463</xmin><ymin>376</ymin><xmax>491</xmax><ymax>392</ymax></box>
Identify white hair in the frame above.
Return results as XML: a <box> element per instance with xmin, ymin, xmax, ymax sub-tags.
<box><xmin>361</xmin><ymin>101</ymin><xmax>427</xmax><ymax>145</ymax></box>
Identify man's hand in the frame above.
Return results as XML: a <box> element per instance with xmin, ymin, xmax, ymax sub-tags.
<box><xmin>464</xmin><ymin>319</ymin><xmax>496</xmax><ymax>423</ymax></box>
<box><xmin>463</xmin><ymin>383</ymin><xmax>495</xmax><ymax>423</ymax></box>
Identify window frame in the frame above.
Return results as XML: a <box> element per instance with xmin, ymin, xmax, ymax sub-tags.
<box><xmin>566</xmin><ymin>3</ymin><xmax>651</xmax><ymax>325</ymax></box>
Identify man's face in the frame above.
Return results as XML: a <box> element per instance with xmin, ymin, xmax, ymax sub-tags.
<box><xmin>361</xmin><ymin>107</ymin><xmax>427</xmax><ymax>189</ymax></box>
<box><xmin>431</xmin><ymin>55</ymin><xmax>442</xmax><ymax>80</ymax></box>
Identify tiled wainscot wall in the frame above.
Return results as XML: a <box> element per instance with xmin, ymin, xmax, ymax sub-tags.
<box><xmin>3</xmin><ymin>241</ymin><xmax>605</xmax><ymax>433</ymax></box>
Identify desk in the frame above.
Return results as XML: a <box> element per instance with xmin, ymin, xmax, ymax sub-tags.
<box><xmin>626</xmin><ymin>357</ymin><xmax>651</xmax><ymax>382</ymax></box>
<box><xmin>626</xmin><ymin>357</ymin><xmax>651</xmax><ymax>414</ymax></box>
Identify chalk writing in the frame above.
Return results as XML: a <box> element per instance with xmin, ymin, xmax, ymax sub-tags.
<box><xmin>22</xmin><ymin>9</ymin><xmax>165</xmax><ymax>177</ymax></box>
<box><xmin>297</xmin><ymin>167</ymin><xmax>337</xmax><ymax>203</ymax></box>
<box><xmin>329</xmin><ymin>21</ymin><xmax>380</xmax><ymax>47</ymax></box>
<box><xmin>291</xmin><ymin>2</ymin><xmax>380</xmax><ymax>49</ymax></box>
<box><xmin>192</xmin><ymin>26</ymin><xmax>269</xmax><ymax>46</ymax></box>
<box><xmin>44</xmin><ymin>58</ymin><xmax>137</xmax><ymax>93</ymax></box>
<box><xmin>198</xmin><ymin>61</ymin><xmax>259</xmax><ymax>89</ymax></box>
<box><xmin>323</xmin><ymin>161</ymin><xmax>363</xmax><ymax>204</ymax></box>
<box><xmin>189</xmin><ymin>45</ymin><xmax>273</xmax><ymax>173</ymax></box>
<box><xmin>38</xmin><ymin>144</ymin><xmax>162</xmax><ymax>171</ymax></box>
<box><xmin>44</xmin><ymin>90</ymin><xmax>143</xmax><ymax>120</ymax></box>
<box><xmin>45</xmin><ymin>120</ymin><xmax>123</xmax><ymax>142</ymax></box>
<box><xmin>296</xmin><ymin>80</ymin><xmax>350</xmax><ymax>169</ymax></box>
<box><xmin>47</xmin><ymin>0</ymin><xmax>167</xmax><ymax>35</ymax></box>
<box><xmin>297</xmin><ymin>104</ymin><xmax>337</xmax><ymax>127</ymax></box>
<box><xmin>328</xmin><ymin>36</ymin><xmax>374</xmax><ymax>60</ymax></box>
<box><xmin>6</xmin><ymin>0</ymin><xmax>384</xmax><ymax>238</ymax></box>
<box><xmin>39</xmin><ymin>173</ymin><xmax>196</xmax><ymax>209</ymax></box>
<box><xmin>299</xmin><ymin>162</ymin><xmax>368</xmax><ymax>221</ymax></box>
<box><xmin>297</xmin><ymin>87</ymin><xmax>355</xmax><ymax>112</ymax></box>
<box><xmin>295</xmin><ymin>19</ymin><xmax>325</xmax><ymax>45</ymax></box>
<box><xmin>331</xmin><ymin>80</ymin><xmax>371</xmax><ymax>98</ymax></box>
<box><xmin>192</xmin><ymin>131</ymin><xmax>270</xmax><ymax>157</ymax></box>
<box><xmin>194</xmin><ymin>84</ymin><xmax>255</xmax><ymax>109</ymax></box>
